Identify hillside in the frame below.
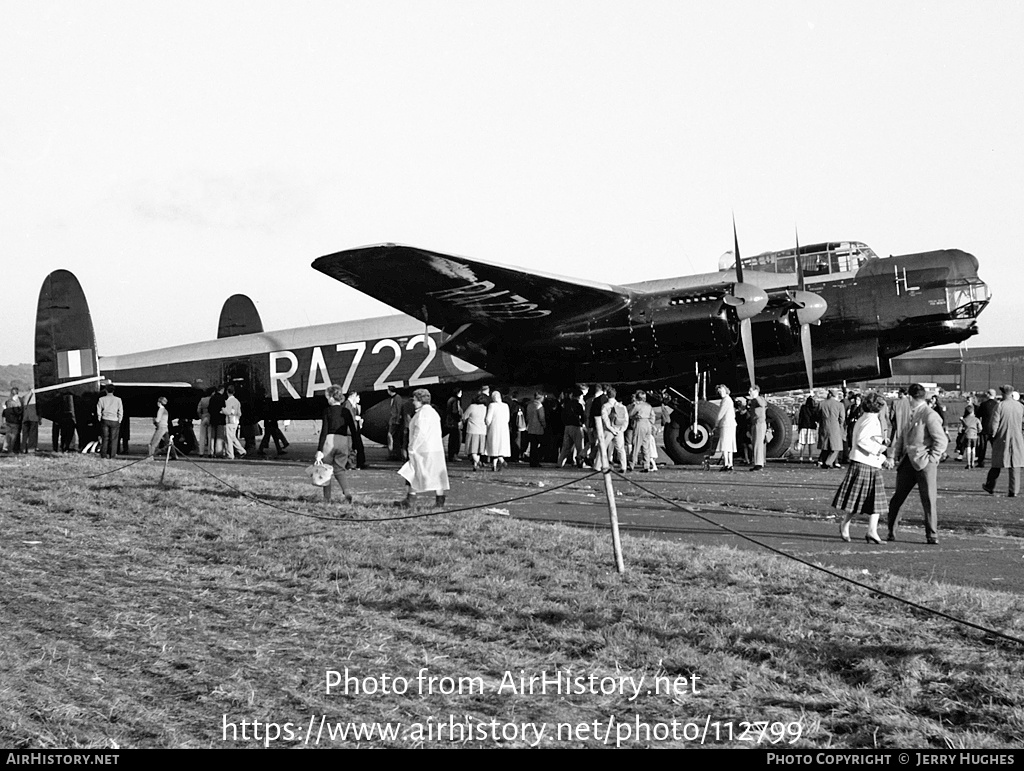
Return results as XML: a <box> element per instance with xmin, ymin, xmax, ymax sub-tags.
<box><xmin>0</xmin><ymin>363</ymin><xmax>33</xmax><ymax>393</ymax></box>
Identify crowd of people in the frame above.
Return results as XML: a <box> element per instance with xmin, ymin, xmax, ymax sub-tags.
<box><xmin>0</xmin><ymin>381</ymin><xmax>297</xmax><ymax>463</ymax></box>
<box><xmin>343</xmin><ymin>382</ymin><xmax>668</xmax><ymax>510</ymax></box>
<box><xmin>2</xmin><ymin>386</ymin><xmax>39</xmax><ymax>454</ymax></box>
<box><xmin>6</xmin><ymin>378</ymin><xmax>1023</xmax><ymax>532</ymax></box>
<box><xmin>432</xmin><ymin>384</ymin><xmax>664</xmax><ymax>475</ymax></box>
<box><xmin>786</xmin><ymin>383</ymin><xmax>1023</xmax><ymax>545</ymax></box>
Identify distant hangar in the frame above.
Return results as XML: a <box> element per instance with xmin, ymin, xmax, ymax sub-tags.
<box><xmin>865</xmin><ymin>347</ymin><xmax>1024</xmax><ymax>392</ymax></box>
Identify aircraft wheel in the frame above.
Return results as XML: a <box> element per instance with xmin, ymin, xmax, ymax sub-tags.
<box><xmin>765</xmin><ymin>403</ymin><xmax>793</xmax><ymax>459</ymax></box>
<box><xmin>662</xmin><ymin>402</ymin><xmax>719</xmax><ymax>465</ymax></box>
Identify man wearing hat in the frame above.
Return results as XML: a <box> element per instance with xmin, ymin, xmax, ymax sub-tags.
<box><xmin>982</xmin><ymin>384</ymin><xmax>1024</xmax><ymax>497</ymax></box>
<box><xmin>888</xmin><ymin>387</ymin><xmax>912</xmax><ymax>445</ymax></box>
<box><xmin>887</xmin><ymin>383</ymin><xmax>948</xmax><ymax>545</ymax></box>
<box><xmin>816</xmin><ymin>389</ymin><xmax>846</xmax><ymax>468</ymax></box>
<box><xmin>975</xmin><ymin>388</ymin><xmax>999</xmax><ymax>467</ymax></box>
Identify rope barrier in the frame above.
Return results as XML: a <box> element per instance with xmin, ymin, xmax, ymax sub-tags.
<box><xmin>20</xmin><ymin>451</ymin><xmax>155</xmax><ymax>480</ymax></box>
<box><xmin>36</xmin><ymin>443</ymin><xmax>1022</xmax><ymax>647</ymax></box>
<box><xmin>81</xmin><ymin>455</ymin><xmax>153</xmax><ymax>478</ymax></box>
<box><xmin>163</xmin><ymin>444</ymin><xmax>603</xmax><ymax>523</ymax></box>
<box><xmin>612</xmin><ymin>469</ymin><xmax>1024</xmax><ymax>647</ymax></box>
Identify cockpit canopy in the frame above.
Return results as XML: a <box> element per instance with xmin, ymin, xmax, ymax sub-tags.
<box><xmin>719</xmin><ymin>241</ymin><xmax>879</xmax><ymax>277</ymax></box>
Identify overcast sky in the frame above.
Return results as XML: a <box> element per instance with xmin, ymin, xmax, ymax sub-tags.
<box><xmin>2</xmin><ymin>0</ymin><xmax>1022</xmax><ymax>365</ymax></box>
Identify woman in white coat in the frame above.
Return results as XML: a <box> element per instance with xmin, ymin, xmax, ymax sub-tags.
<box><xmin>399</xmin><ymin>389</ymin><xmax>450</xmax><ymax>508</ymax></box>
<box><xmin>147</xmin><ymin>396</ymin><xmax>169</xmax><ymax>458</ymax></box>
<box><xmin>485</xmin><ymin>390</ymin><xmax>511</xmax><ymax>471</ymax></box>
<box><xmin>715</xmin><ymin>384</ymin><xmax>737</xmax><ymax>471</ymax></box>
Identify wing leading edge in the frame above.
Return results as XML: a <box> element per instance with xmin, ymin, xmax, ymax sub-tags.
<box><xmin>312</xmin><ymin>244</ymin><xmax>634</xmax><ymax>371</ymax></box>
<box><xmin>313</xmin><ymin>244</ymin><xmax>631</xmax><ymax>329</ymax></box>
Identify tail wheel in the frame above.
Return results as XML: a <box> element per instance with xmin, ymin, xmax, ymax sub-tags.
<box><xmin>765</xmin><ymin>403</ymin><xmax>793</xmax><ymax>459</ymax></box>
<box><xmin>662</xmin><ymin>401</ymin><xmax>720</xmax><ymax>465</ymax></box>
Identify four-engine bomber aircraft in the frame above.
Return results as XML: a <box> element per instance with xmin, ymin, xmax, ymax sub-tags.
<box><xmin>33</xmin><ymin>238</ymin><xmax>989</xmax><ymax>464</ymax></box>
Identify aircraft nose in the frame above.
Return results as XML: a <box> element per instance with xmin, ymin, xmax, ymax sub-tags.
<box><xmin>793</xmin><ymin>290</ymin><xmax>828</xmax><ymax>326</ymax></box>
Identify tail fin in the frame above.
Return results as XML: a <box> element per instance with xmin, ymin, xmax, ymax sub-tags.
<box><xmin>34</xmin><ymin>270</ymin><xmax>101</xmax><ymax>420</ymax></box>
<box><xmin>217</xmin><ymin>294</ymin><xmax>263</xmax><ymax>338</ymax></box>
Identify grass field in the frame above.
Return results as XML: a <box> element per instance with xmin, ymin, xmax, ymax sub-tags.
<box><xmin>1</xmin><ymin>452</ymin><xmax>1022</xmax><ymax>749</ymax></box>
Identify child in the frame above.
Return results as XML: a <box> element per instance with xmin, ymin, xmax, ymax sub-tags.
<box><xmin>960</xmin><ymin>405</ymin><xmax>981</xmax><ymax>469</ymax></box>
<box><xmin>645</xmin><ymin>432</ymin><xmax>659</xmax><ymax>472</ymax></box>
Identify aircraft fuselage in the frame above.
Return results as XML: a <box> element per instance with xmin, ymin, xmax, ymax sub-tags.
<box><xmin>33</xmin><ymin>244</ymin><xmax>989</xmax><ymax>452</ymax></box>
<box><xmin>508</xmin><ymin>247</ymin><xmax>988</xmax><ymax>393</ymax></box>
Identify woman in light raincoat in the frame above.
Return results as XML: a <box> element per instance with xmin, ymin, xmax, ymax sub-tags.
<box><xmin>147</xmin><ymin>396</ymin><xmax>169</xmax><ymax>458</ymax></box>
<box><xmin>714</xmin><ymin>384</ymin><xmax>737</xmax><ymax>471</ymax></box>
<box><xmin>399</xmin><ymin>389</ymin><xmax>450</xmax><ymax>508</ymax></box>
<box><xmin>484</xmin><ymin>390</ymin><xmax>511</xmax><ymax>471</ymax></box>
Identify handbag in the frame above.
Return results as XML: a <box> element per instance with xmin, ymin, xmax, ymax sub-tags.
<box><xmin>305</xmin><ymin>463</ymin><xmax>334</xmax><ymax>487</ymax></box>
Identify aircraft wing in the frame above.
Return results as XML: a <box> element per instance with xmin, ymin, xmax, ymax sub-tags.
<box><xmin>312</xmin><ymin>243</ymin><xmax>632</xmax><ymax>332</ymax></box>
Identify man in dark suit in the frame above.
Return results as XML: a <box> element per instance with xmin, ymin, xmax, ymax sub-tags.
<box><xmin>506</xmin><ymin>391</ymin><xmax>525</xmax><ymax>463</ymax></box>
<box><xmin>387</xmin><ymin>386</ymin><xmax>404</xmax><ymax>460</ymax></box>
<box><xmin>816</xmin><ymin>390</ymin><xmax>846</xmax><ymax>468</ymax></box>
<box><xmin>525</xmin><ymin>392</ymin><xmax>547</xmax><ymax>468</ymax></box>
<box><xmin>209</xmin><ymin>384</ymin><xmax>228</xmax><ymax>458</ymax></box>
<box><xmin>975</xmin><ymin>388</ymin><xmax>999</xmax><ymax>467</ymax></box>
<box><xmin>886</xmin><ymin>383</ymin><xmax>949</xmax><ymax>545</ymax></box>
<box><xmin>445</xmin><ymin>388</ymin><xmax>463</xmax><ymax>462</ymax></box>
<box><xmin>586</xmin><ymin>384</ymin><xmax>609</xmax><ymax>467</ymax></box>
<box><xmin>888</xmin><ymin>388</ymin><xmax>912</xmax><ymax>444</ymax></box>
<box><xmin>982</xmin><ymin>385</ymin><xmax>1024</xmax><ymax>497</ymax></box>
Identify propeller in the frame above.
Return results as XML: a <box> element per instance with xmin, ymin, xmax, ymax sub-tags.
<box><xmin>789</xmin><ymin>229</ymin><xmax>828</xmax><ymax>391</ymax></box>
<box><xmin>723</xmin><ymin>216</ymin><xmax>768</xmax><ymax>388</ymax></box>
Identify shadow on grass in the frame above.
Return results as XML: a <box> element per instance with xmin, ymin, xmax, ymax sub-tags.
<box><xmin>89</xmin><ymin>482</ymin><xmax>307</xmax><ymax>505</ymax></box>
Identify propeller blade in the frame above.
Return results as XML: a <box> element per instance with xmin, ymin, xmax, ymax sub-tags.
<box><xmin>790</xmin><ymin>227</ymin><xmax>828</xmax><ymax>325</ymax></box>
<box><xmin>729</xmin><ymin>218</ymin><xmax>762</xmax><ymax>387</ymax></box>
<box><xmin>801</xmin><ymin>322</ymin><xmax>814</xmax><ymax>391</ymax></box>
<box><xmin>740</xmin><ymin>318</ymin><xmax>755</xmax><ymax>388</ymax></box>
<box><xmin>795</xmin><ymin>227</ymin><xmax>805</xmax><ymax>291</ymax></box>
<box><xmin>791</xmin><ymin>227</ymin><xmax>826</xmax><ymax>391</ymax></box>
<box><xmin>733</xmin><ymin>215</ymin><xmax>744</xmax><ymax>284</ymax></box>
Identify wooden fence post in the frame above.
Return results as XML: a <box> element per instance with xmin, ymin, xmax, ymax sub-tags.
<box><xmin>594</xmin><ymin>419</ymin><xmax>625</xmax><ymax>573</ymax></box>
